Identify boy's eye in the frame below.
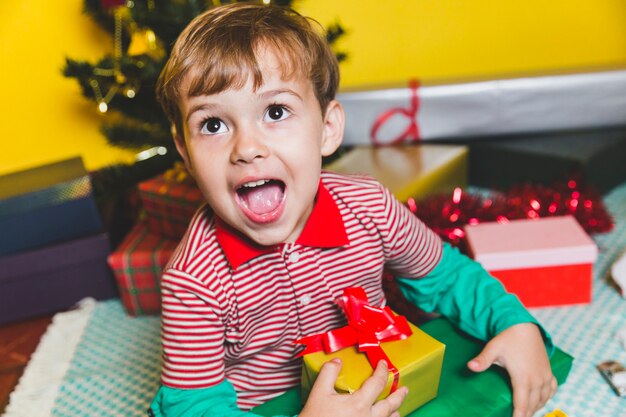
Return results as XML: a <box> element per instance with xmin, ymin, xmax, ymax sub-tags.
<box><xmin>200</xmin><ymin>118</ymin><xmax>228</xmax><ymax>135</ymax></box>
<box><xmin>264</xmin><ymin>105</ymin><xmax>290</xmax><ymax>122</ymax></box>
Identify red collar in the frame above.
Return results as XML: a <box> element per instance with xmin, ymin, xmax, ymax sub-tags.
<box><xmin>215</xmin><ymin>180</ymin><xmax>349</xmax><ymax>270</ymax></box>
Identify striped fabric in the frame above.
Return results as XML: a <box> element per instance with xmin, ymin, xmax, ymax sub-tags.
<box><xmin>159</xmin><ymin>171</ymin><xmax>442</xmax><ymax>410</ymax></box>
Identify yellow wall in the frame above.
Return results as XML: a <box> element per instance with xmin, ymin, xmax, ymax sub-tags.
<box><xmin>1</xmin><ymin>0</ymin><xmax>626</xmax><ymax>175</ymax></box>
<box><xmin>298</xmin><ymin>0</ymin><xmax>626</xmax><ymax>86</ymax></box>
<box><xmin>0</xmin><ymin>0</ymin><xmax>136</xmax><ymax>176</ymax></box>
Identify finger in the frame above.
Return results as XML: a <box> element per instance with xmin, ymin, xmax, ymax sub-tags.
<box><xmin>538</xmin><ymin>376</ymin><xmax>553</xmax><ymax>406</ymax></box>
<box><xmin>310</xmin><ymin>358</ymin><xmax>342</xmax><ymax>396</ymax></box>
<box><xmin>550</xmin><ymin>376</ymin><xmax>558</xmax><ymax>399</ymax></box>
<box><xmin>354</xmin><ymin>360</ymin><xmax>391</xmax><ymax>403</ymax></box>
<box><xmin>467</xmin><ymin>343</ymin><xmax>500</xmax><ymax>373</ymax></box>
<box><xmin>526</xmin><ymin>384</ymin><xmax>542</xmax><ymax>417</ymax></box>
<box><xmin>539</xmin><ymin>383</ymin><xmax>550</xmax><ymax>407</ymax></box>
<box><xmin>538</xmin><ymin>375</ymin><xmax>557</xmax><ymax>408</ymax></box>
<box><xmin>511</xmin><ymin>379</ymin><xmax>531</xmax><ymax>417</ymax></box>
<box><xmin>371</xmin><ymin>386</ymin><xmax>408</xmax><ymax>417</ymax></box>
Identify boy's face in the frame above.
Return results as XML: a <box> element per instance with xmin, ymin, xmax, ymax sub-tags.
<box><xmin>175</xmin><ymin>47</ymin><xmax>344</xmax><ymax>246</ymax></box>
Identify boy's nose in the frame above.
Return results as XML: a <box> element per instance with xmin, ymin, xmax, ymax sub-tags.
<box><xmin>230</xmin><ymin>129</ymin><xmax>270</xmax><ymax>164</ymax></box>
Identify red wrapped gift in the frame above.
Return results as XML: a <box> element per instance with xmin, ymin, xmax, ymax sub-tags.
<box><xmin>107</xmin><ymin>221</ymin><xmax>178</xmax><ymax>315</ymax></box>
<box><xmin>138</xmin><ymin>163</ymin><xmax>204</xmax><ymax>240</ymax></box>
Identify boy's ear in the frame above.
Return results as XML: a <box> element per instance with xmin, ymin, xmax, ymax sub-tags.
<box><xmin>172</xmin><ymin>125</ymin><xmax>193</xmax><ymax>173</ymax></box>
<box><xmin>320</xmin><ymin>100</ymin><xmax>345</xmax><ymax>157</ymax></box>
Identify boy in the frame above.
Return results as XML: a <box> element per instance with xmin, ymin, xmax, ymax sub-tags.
<box><xmin>150</xmin><ymin>3</ymin><xmax>556</xmax><ymax>417</ymax></box>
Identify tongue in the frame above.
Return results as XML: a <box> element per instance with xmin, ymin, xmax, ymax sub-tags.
<box><xmin>240</xmin><ymin>182</ymin><xmax>284</xmax><ymax>215</ymax></box>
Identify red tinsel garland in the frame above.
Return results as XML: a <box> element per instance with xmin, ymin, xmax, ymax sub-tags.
<box><xmin>406</xmin><ymin>177</ymin><xmax>614</xmax><ymax>246</ymax></box>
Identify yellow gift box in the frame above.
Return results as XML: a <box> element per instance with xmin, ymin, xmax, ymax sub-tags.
<box><xmin>298</xmin><ymin>288</ymin><xmax>446</xmax><ymax>417</ymax></box>
<box><xmin>325</xmin><ymin>144</ymin><xmax>467</xmax><ymax>202</ymax></box>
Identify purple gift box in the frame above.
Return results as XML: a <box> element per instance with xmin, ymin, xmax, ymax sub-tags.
<box><xmin>0</xmin><ymin>233</ymin><xmax>118</xmax><ymax>325</ymax></box>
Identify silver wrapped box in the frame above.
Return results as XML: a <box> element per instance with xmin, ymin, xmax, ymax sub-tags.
<box><xmin>337</xmin><ymin>69</ymin><xmax>626</xmax><ymax>145</ymax></box>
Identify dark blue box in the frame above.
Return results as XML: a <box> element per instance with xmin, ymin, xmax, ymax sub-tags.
<box><xmin>0</xmin><ymin>157</ymin><xmax>103</xmax><ymax>256</ymax></box>
<box><xmin>468</xmin><ymin>127</ymin><xmax>626</xmax><ymax>192</ymax></box>
<box><xmin>0</xmin><ymin>233</ymin><xmax>117</xmax><ymax>324</ymax></box>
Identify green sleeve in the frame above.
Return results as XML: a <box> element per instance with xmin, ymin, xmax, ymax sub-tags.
<box><xmin>396</xmin><ymin>242</ymin><xmax>554</xmax><ymax>355</ymax></box>
<box><xmin>148</xmin><ymin>379</ymin><xmax>296</xmax><ymax>417</ymax></box>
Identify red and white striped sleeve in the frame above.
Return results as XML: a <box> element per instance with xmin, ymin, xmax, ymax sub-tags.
<box><xmin>159</xmin><ymin>267</ymin><xmax>226</xmax><ymax>389</ymax></box>
<box><xmin>376</xmin><ymin>183</ymin><xmax>443</xmax><ymax>278</ymax></box>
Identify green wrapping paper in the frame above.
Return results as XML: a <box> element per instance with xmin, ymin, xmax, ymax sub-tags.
<box><xmin>251</xmin><ymin>318</ymin><xmax>573</xmax><ymax>417</ymax></box>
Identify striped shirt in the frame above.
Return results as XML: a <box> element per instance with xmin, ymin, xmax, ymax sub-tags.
<box><xmin>159</xmin><ymin>171</ymin><xmax>442</xmax><ymax>410</ymax></box>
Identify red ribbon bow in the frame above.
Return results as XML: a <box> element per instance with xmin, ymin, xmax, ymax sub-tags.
<box><xmin>295</xmin><ymin>287</ymin><xmax>412</xmax><ymax>393</ymax></box>
<box><xmin>370</xmin><ymin>79</ymin><xmax>421</xmax><ymax>145</ymax></box>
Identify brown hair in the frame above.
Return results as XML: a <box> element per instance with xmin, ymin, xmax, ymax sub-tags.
<box><xmin>156</xmin><ymin>3</ymin><xmax>340</xmax><ymax>136</ymax></box>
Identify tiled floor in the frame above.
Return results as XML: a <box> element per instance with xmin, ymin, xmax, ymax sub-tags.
<box><xmin>0</xmin><ymin>315</ymin><xmax>52</xmax><ymax>413</ymax></box>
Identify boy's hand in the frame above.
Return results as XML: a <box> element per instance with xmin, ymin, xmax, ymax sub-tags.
<box><xmin>467</xmin><ymin>323</ymin><xmax>557</xmax><ymax>417</ymax></box>
<box><xmin>300</xmin><ymin>359</ymin><xmax>408</xmax><ymax>417</ymax></box>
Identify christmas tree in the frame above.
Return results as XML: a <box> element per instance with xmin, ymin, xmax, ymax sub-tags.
<box><xmin>64</xmin><ymin>0</ymin><xmax>346</xmax><ymax>200</ymax></box>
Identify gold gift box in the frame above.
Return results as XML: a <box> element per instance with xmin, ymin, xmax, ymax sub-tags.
<box><xmin>325</xmin><ymin>144</ymin><xmax>467</xmax><ymax>202</ymax></box>
<box><xmin>301</xmin><ymin>321</ymin><xmax>445</xmax><ymax>417</ymax></box>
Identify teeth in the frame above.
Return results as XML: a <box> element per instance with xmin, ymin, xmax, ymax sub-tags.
<box><xmin>242</xmin><ymin>179</ymin><xmax>270</xmax><ymax>188</ymax></box>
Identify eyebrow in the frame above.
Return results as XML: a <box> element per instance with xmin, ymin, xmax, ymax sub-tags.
<box><xmin>184</xmin><ymin>88</ymin><xmax>304</xmax><ymax>124</ymax></box>
<box><xmin>185</xmin><ymin>102</ymin><xmax>219</xmax><ymax>124</ymax></box>
<box><xmin>257</xmin><ymin>88</ymin><xmax>303</xmax><ymax>101</ymax></box>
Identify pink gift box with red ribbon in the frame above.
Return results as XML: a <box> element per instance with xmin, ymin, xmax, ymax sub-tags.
<box><xmin>337</xmin><ymin>69</ymin><xmax>626</xmax><ymax>145</ymax></box>
<box><xmin>464</xmin><ymin>215</ymin><xmax>598</xmax><ymax>308</ymax></box>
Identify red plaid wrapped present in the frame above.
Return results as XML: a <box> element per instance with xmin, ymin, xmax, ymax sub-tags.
<box><xmin>107</xmin><ymin>221</ymin><xmax>178</xmax><ymax>316</ymax></box>
<box><xmin>138</xmin><ymin>163</ymin><xmax>204</xmax><ymax>240</ymax></box>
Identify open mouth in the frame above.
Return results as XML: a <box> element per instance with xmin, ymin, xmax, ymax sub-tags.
<box><xmin>236</xmin><ymin>179</ymin><xmax>286</xmax><ymax>221</ymax></box>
